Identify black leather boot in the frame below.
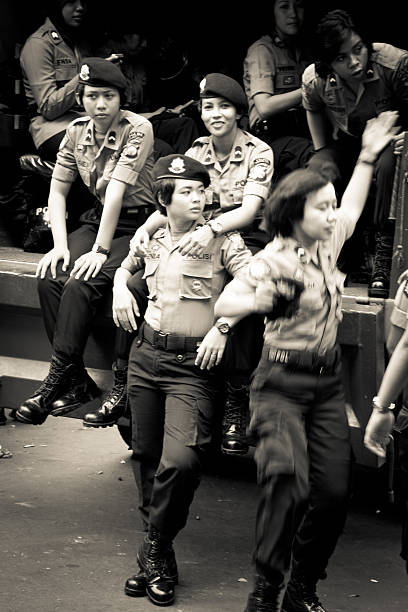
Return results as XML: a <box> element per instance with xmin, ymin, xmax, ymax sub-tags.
<box><xmin>136</xmin><ymin>529</ymin><xmax>176</xmax><ymax>606</ymax></box>
<box><xmin>15</xmin><ymin>356</ymin><xmax>77</xmax><ymax>425</ymax></box>
<box><xmin>245</xmin><ymin>574</ymin><xmax>284</xmax><ymax>611</ymax></box>
<box><xmin>368</xmin><ymin>226</ymin><xmax>394</xmax><ymax>299</ymax></box>
<box><xmin>51</xmin><ymin>369</ymin><xmax>100</xmax><ymax>416</ymax></box>
<box><xmin>124</xmin><ymin>539</ymin><xmax>178</xmax><ymax>598</ymax></box>
<box><xmin>282</xmin><ymin>575</ymin><xmax>328</xmax><ymax>612</ymax></box>
<box><xmin>222</xmin><ymin>381</ymin><xmax>249</xmax><ymax>455</ymax></box>
<box><xmin>83</xmin><ymin>362</ymin><xmax>128</xmax><ymax>428</ymax></box>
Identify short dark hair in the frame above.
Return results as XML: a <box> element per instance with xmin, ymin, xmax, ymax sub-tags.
<box><xmin>75</xmin><ymin>83</ymin><xmax>127</xmax><ymax>107</ymax></box>
<box><xmin>153</xmin><ymin>178</ymin><xmax>176</xmax><ymax>215</ymax></box>
<box><xmin>315</xmin><ymin>9</ymin><xmax>373</xmax><ymax>78</ymax></box>
<box><xmin>263</xmin><ymin>169</ymin><xmax>330</xmax><ymax>239</ymax></box>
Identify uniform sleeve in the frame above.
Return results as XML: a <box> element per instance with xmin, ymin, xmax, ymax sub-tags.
<box><xmin>245</xmin><ymin>43</ymin><xmax>276</xmax><ymax>98</ymax></box>
<box><xmin>20</xmin><ymin>36</ymin><xmax>79</xmax><ymax>120</ymax></box>
<box><xmin>301</xmin><ymin>64</ymin><xmax>325</xmax><ymax>112</ymax></box>
<box><xmin>390</xmin><ymin>279</ymin><xmax>408</xmax><ymax>329</ymax></box>
<box><xmin>220</xmin><ymin>233</ymin><xmax>253</xmax><ymax>278</ymax></box>
<box><xmin>52</xmin><ymin>127</ymin><xmax>79</xmax><ymax>183</ymax></box>
<box><xmin>331</xmin><ymin>207</ymin><xmax>355</xmax><ymax>262</ymax></box>
<box><xmin>111</xmin><ymin>121</ymin><xmax>154</xmax><ymax>185</ymax></box>
<box><xmin>392</xmin><ymin>54</ymin><xmax>408</xmax><ymax>107</ymax></box>
<box><xmin>244</xmin><ymin>143</ymin><xmax>274</xmax><ymax>200</ymax></box>
<box><xmin>120</xmin><ymin>252</ymin><xmax>145</xmax><ymax>274</ymax></box>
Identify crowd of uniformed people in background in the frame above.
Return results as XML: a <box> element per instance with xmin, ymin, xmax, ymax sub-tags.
<box><xmin>1</xmin><ymin>1</ymin><xmax>408</xmax><ymax>611</ymax></box>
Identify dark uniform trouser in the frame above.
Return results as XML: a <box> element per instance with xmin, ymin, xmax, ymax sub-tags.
<box><xmin>128</xmin><ymin>335</ymin><xmax>217</xmax><ymax>541</ymax></box>
<box><xmin>38</xmin><ymin>218</ymin><xmax>137</xmax><ymax>363</ymax></box>
<box><xmin>249</xmin><ymin>354</ymin><xmax>351</xmax><ymax>585</ymax></box>
<box><xmin>307</xmin><ymin>137</ymin><xmax>396</xmax><ymax>228</ymax></box>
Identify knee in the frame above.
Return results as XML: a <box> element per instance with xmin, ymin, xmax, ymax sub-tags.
<box><xmin>159</xmin><ymin>441</ymin><xmax>201</xmax><ymax>480</ymax></box>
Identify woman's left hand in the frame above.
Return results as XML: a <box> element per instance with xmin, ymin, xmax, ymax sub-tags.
<box><xmin>70</xmin><ymin>251</ymin><xmax>108</xmax><ymax>281</ymax></box>
<box><xmin>178</xmin><ymin>225</ymin><xmax>214</xmax><ymax>256</ymax></box>
<box><xmin>195</xmin><ymin>326</ymin><xmax>227</xmax><ymax>370</ymax></box>
<box><xmin>362</xmin><ymin>111</ymin><xmax>400</xmax><ymax>159</ymax></box>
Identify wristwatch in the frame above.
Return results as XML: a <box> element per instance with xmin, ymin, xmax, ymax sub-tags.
<box><xmin>215</xmin><ymin>319</ymin><xmax>231</xmax><ymax>335</ymax></box>
<box><xmin>372</xmin><ymin>396</ymin><xmax>395</xmax><ymax>413</ymax></box>
<box><xmin>92</xmin><ymin>243</ymin><xmax>110</xmax><ymax>256</ymax></box>
<box><xmin>207</xmin><ymin>219</ymin><xmax>224</xmax><ymax>237</ymax></box>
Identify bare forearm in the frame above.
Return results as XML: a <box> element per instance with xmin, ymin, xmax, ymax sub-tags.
<box><xmin>215</xmin><ymin>197</ymin><xmax>262</xmax><ymax>232</ymax></box>
<box><xmin>144</xmin><ymin>210</ymin><xmax>167</xmax><ymax>234</ymax></box>
<box><xmin>215</xmin><ymin>290</ymin><xmax>257</xmax><ymax>319</ymax></box>
<box><xmin>255</xmin><ymin>90</ymin><xmax>302</xmax><ymax>120</ymax></box>
<box><xmin>113</xmin><ymin>266</ymin><xmax>132</xmax><ymax>290</ymax></box>
<box><xmin>378</xmin><ymin>334</ymin><xmax>408</xmax><ymax>405</ymax></box>
<box><xmin>48</xmin><ymin>181</ymin><xmax>69</xmax><ymax>248</ymax></box>
<box><xmin>307</xmin><ymin>110</ymin><xmax>327</xmax><ymax>150</ymax></box>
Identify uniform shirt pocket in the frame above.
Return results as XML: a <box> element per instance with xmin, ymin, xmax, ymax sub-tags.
<box><xmin>180</xmin><ymin>260</ymin><xmax>213</xmax><ymax>300</ymax></box>
<box><xmin>142</xmin><ymin>259</ymin><xmax>160</xmax><ymax>300</ymax></box>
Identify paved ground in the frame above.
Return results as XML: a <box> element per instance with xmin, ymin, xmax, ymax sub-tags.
<box><xmin>1</xmin><ymin>413</ymin><xmax>407</xmax><ymax>612</ymax></box>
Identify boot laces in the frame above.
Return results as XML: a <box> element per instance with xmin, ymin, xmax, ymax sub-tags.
<box><xmin>34</xmin><ymin>361</ymin><xmax>69</xmax><ymax>399</ymax></box>
<box><xmin>297</xmin><ymin>579</ymin><xmax>322</xmax><ymax>607</ymax></box>
<box><xmin>100</xmin><ymin>371</ymin><xmax>127</xmax><ymax>413</ymax></box>
<box><xmin>252</xmin><ymin>576</ymin><xmax>281</xmax><ymax>610</ymax></box>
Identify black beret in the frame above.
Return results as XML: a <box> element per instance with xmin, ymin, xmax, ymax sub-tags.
<box><xmin>199</xmin><ymin>73</ymin><xmax>248</xmax><ymax>112</ymax></box>
<box><xmin>78</xmin><ymin>57</ymin><xmax>127</xmax><ymax>92</ymax></box>
<box><xmin>153</xmin><ymin>155</ymin><xmax>210</xmax><ymax>188</ymax></box>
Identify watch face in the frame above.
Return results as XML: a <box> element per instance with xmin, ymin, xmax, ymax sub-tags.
<box><xmin>217</xmin><ymin>322</ymin><xmax>230</xmax><ymax>334</ymax></box>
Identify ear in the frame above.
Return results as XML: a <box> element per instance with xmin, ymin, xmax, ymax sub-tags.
<box><xmin>75</xmin><ymin>93</ymin><xmax>83</xmax><ymax>107</ymax></box>
<box><xmin>158</xmin><ymin>193</ymin><xmax>166</xmax><ymax>207</ymax></box>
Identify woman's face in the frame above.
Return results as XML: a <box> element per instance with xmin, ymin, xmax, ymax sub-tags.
<box><xmin>274</xmin><ymin>0</ymin><xmax>305</xmax><ymax>39</ymax></box>
<box><xmin>295</xmin><ymin>183</ymin><xmax>337</xmax><ymax>244</ymax></box>
<box><xmin>61</xmin><ymin>1</ymin><xmax>87</xmax><ymax>28</ymax></box>
<box><xmin>201</xmin><ymin>97</ymin><xmax>239</xmax><ymax>138</ymax></box>
<box><xmin>330</xmin><ymin>30</ymin><xmax>369</xmax><ymax>82</ymax></box>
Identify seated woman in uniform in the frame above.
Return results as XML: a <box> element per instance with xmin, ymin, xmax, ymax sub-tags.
<box><xmin>214</xmin><ymin>111</ymin><xmax>398</xmax><ymax>612</ymax></box>
<box><xmin>15</xmin><ymin>58</ymin><xmax>155</xmax><ymax>426</ymax></box>
<box><xmin>83</xmin><ymin>73</ymin><xmax>274</xmax><ymax>457</ymax></box>
<box><xmin>111</xmin><ymin>154</ymin><xmax>252</xmax><ymax>606</ymax></box>
<box><xmin>243</xmin><ymin>0</ymin><xmax>315</xmax><ymax>183</ymax></box>
<box><xmin>20</xmin><ymin>0</ymin><xmax>89</xmax><ymax>161</ymax></box>
<box><xmin>303</xmin><ymin>9</ymin><xmax>408</xmax><ymax>298</ymax></box>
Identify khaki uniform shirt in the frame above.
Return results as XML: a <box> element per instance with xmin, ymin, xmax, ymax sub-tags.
<box><xmin>121</xmin><ymin>219</ymin><xmax>252</xmax><ymax>337</ymax></box>
<box><xmin>302</xmin><ymin>42</ymin><xmax>408</xmax><ymax>139</ymax></box>
<box><xmin>20</xmin><ymin>18</ymin><xmax>85</xmax><ymax>149</ymax></box>
<box><xmin>390</xmin><ymin>279</ymin><xmax>408</xmax><ymax>329</ymax></box>
<box><xmin>241</xmin><ymin>208</ymin><xmax>354</xmax><ymax>353</ymax></box>
<box><xmin>243</xmin><ymin>33</ymin><xmax>313</xmax><ymax>128</ymax></box>
<box><xmin>52</xmin><ymin>110</ymin><xmax>155</xmax><ymax>209</ymax></box>
<box><xmin>185</xmin><ymin>129</ymin><xmax>274</xmax><ymax>217</ymax></box>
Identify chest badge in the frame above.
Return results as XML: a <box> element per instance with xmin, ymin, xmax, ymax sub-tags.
<box><xmin>192</xmin><ymin>279</ymin><xmax>202</xmax><ymax>292</ymax></box>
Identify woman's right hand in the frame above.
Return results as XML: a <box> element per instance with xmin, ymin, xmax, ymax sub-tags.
<box><xmin>130</xmin><ymin>225</ymin><xmax>151</xmax><ymax>257</ymax></box>
<box><xmin>36</xmin><ymin>247</ymin><xmax>70</xmax><ymax>279</ymax></box>
<box><xmin>361</xmin><ymin>111</ymin><xmax>400</xmax><ymax>160</ymax></box>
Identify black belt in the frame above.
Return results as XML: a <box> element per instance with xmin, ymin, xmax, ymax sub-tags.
<box><xmin>265</xmin><ymin>345</ymin><xmax>339</xmax><ymax>375</ymax></box>
<box><xmin>141</xmin><ymin>323</ymin><xmax>203</xmax><ymax>352</ymax></box>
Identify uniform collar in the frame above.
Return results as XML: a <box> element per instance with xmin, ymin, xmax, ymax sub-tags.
<box><xmin>326</xmin><ymin>61</ymin><xmax>378</xmax><ymax>90</ymax></box>
<box><xmin>273</xmin><ymin>235</ymin><xmax>332</xmax><ymax>267</ymax></box>
<box><xmin>152</xmin><ymin>216</ymin><xmax>206</xmax><ymax>243</ymax></box>
<box><xmin>78</xmin><ymin>111</ymin><xmax>124</xmax><ymax>149</ymax></box>
<box><xmin>202</xmin><ymin>129</ymin><xmax>249</xmax><ymax>166</ymax></box>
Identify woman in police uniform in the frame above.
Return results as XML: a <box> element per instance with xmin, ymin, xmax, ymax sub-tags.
<box><xmin>112</xmin><ymin>154</ymin><xmax>252</xmax><ymax>606</ymax></box>
<box><xmin>303</xmin><ymin>9</ymin><xmax>408</xmax><ymax>298</ymax></box>
<box><xmin>243</xmin><ymin>0</ymin><xmax>314</xmax><ymax>183</ymax></box>
<box><xmin>85</xmin><ymin>73</ymin><xmax>275</xmax><ymax>455</ymax></box>
<box><xmin>20</xmin><ymin>0</ymin><xmax>89</xmax><ymax>160</ymax></box>
<box><xmin>214</xmin><ymin>112</ymin><xmax>397</xmax><ymax>612</ymax></box>
<box><xmin>15</xmin><ymin>58</ymin><xmax>155</xmax><ymax>426</ymax></box>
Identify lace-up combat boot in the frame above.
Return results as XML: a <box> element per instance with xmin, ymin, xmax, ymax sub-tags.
<box><xmin>134</xmin><ymin>529</ymin><xmax>177</xmax><ymax>606</ymax></box>
<box><xmin>221</xmin><ymin>382</ymin><xmax>249</xmax><ymax>455</ymax></box>
<box><xmin>245</xmin><ymin>574</ymin><xmax>284</xmax><ymax>611</ymax></box>
<box><xmin>124</xmin><ymin>535</ymin><xmax>178</xmax><ymax>598</ymax></box>
<box><xmin>282</xmin><ymin>575</ymin><xmax>328</xmax><ymax>612</ymax></box>
<box><xmin>16</xmin><ymin>356</ymin><xmax>77</xmax><ymax>425</ymax></box>
<box><xmin>368</xmin><ymin>226</ymin><xmax>394</xmax><ymax>298</ymax></box>
<box><xmin>83</xmin><ymin>362</ymin><xmax>128</xmax><ymax>427</ymax></box>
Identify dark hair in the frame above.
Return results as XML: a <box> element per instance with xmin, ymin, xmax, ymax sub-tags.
<box><xmin>153</xmin><ymin>178</ymin><xmax>176</xmax><ymax>215</ymax></box>
<box><xmin>315</xmin><ymin>9</ymin><xmax>373</xmax><ymax>78</ymax></box>
<box><xmin>75</xmin><ymin>83</ymin><xmax>127</xmax><ymax>107</ymax></box>
<box><xmin>263</xmin><ymin>169</ymin><xmax>330</xmax><ymax>238</ymax></box>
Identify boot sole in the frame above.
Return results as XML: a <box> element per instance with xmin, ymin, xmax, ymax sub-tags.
<box><xmin>82</xmin><ymin>421</ymin><xmax>117</xmax><ymax>428</ymax></box>
<box><xmin>221</xmin><ymin>446</ymin><xmax>249</xmax><ymax>456</ymax></box>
